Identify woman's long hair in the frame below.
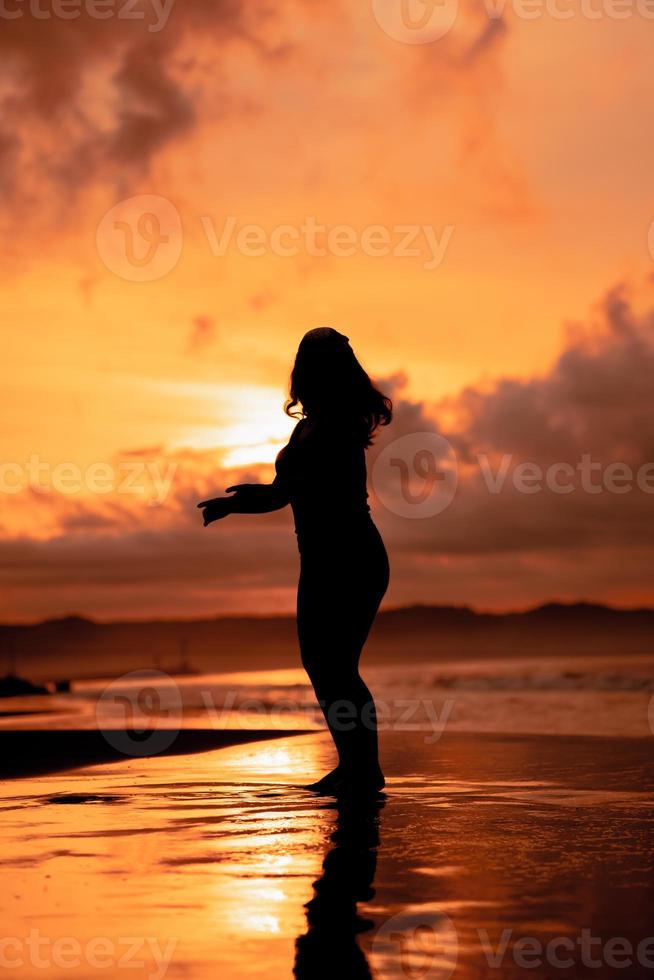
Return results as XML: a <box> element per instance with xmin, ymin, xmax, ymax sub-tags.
<box><xmin>285</xmin><ymin>328</ymin><xmax>392</xmax><ymax>446</ymax></box>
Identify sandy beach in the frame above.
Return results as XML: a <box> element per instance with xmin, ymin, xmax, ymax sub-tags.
<box><xmin>2</xmin><ymin>727</ymin><xmax>653</xmax><ymax>979</ymax></box>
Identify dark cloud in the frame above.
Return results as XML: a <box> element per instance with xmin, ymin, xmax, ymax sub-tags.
<box><xmin>367</xmin><ymin>283</ymin><xmax>654</xmax><ymax>599</ymax></box>
<box><xmin>448</xmin><ymin>283</ymin><xmax>654</xmax><ymax>465</ymax></box>
<box><xmin>0</xmin><ymin>0</ymin><xmax>521</xmax><ymax>240</ymax></box>
<box><xmin>107</xmin><ymin>40</ymin><xmax>196</xmax><ymax>166</ymax></box>
<box><xmin>0</xmin><ymin>0</ymin><xmax>289</xmax><ymax>229</ymax></box>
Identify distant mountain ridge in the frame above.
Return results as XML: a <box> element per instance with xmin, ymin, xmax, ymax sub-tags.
<box><xmin>1</xmin><ymin>602</ymin><xmax>653</xmax><ymax>681</ymax></box>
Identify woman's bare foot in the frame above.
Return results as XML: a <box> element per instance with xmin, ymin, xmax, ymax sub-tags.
<box><xmin>306</xmin><ymin>766</ymin><xmax>385</xmax><ymax>797</ymax></box>
<box><xmin>304</xmin><ymin>767</ymin><xmax>342</xmax><ymax>793</ymax></box>
<box><xmin>334</xmin><ymin>769</ymin><xmax>385</xmax><ymax>797</ymax></box>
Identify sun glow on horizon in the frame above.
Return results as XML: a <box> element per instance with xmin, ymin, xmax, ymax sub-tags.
<box><xmin>168</xmin><ymin>382</ymin><xmax>296</xmax><ymax>467</ymax></box>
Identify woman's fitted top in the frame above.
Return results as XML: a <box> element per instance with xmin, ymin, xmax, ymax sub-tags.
<box><xmin>227</xmin><ymin>416</ymin><xmax>373</xmax><ymax>549</ymax></box>
<box><xmin>275</xmin><ymin>417</ymin><xmax>371</xmax><ymax>544</ymax></box>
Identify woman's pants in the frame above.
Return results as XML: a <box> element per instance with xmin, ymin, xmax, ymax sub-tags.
<box><xmin>296</xmin><ymin>520</ymin><xmax>390</xmax><ymax>776</ymax></box>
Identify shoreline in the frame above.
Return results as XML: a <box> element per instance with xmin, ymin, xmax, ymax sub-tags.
<box><xmin>0</xmin><ymin>728</ymin><xmax>310</xmax><ymax>780</ymax></box>
<box><xmin>2</xmin><ymin>725</ymin><xmax>651</xmax><ymax>782</ymax></box>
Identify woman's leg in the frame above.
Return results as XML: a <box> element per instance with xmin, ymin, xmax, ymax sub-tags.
<box><xmin>298</xmin><ymin>539</ymin><xmax>389</xmax><ymax>791</ymax></box>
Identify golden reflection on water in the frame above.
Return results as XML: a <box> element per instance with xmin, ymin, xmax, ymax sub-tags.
<box><xmin>1</xmin><ymin>731</ymin><xmax>652</xmax><ymax>978</ymax></box>
<box><xmin>0</xmin><ymin>734</ymin><xmax>333</xmax><ymax>979</ymax></box>
<box><xmin>223</xmin><ymin>744</ymin><xmax>300</xmax><ymax>775</ymax></box>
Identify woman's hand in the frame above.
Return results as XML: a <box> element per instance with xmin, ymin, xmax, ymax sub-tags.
<box><xmin>197</xmin><ymin>495</ymin><xmax>234</xmax><ymax>527</ymax></box>
<box><xmin>198</xmin><ymin>482</ymin><xmax>289</xmax><ymax>520</ymax></box>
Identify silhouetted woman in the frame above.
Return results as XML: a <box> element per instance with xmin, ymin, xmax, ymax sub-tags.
<box><xmin>198</xmin><ymin>328</ymin><xmax>392</xmax><ymax>795</ymax></box>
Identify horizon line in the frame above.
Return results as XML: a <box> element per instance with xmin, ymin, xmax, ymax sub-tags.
<box><xmin>3</xmin><ymin>598</ymin><xmax>654</xmax><ymax>629</ymax></box>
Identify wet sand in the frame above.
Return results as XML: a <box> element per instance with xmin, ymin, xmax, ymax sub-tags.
<box><xmin>0</xmin><ymin>729</ymin><xmax>308</xmax><ymax>779</ymax></box>
<box><xmin>1</xmin><ymin>730</ymin><xmax>653</xmax><ymax>978</ymax></box>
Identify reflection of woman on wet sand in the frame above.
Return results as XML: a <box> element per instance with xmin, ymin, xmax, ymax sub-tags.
<box><xmin>294</xmin><ymin>796</ymin><xmax>383</xmax><ymax>979</ymax></box>
<box><xmin>198</xmin><ymin>328</ymin><xmax>392</xmax><ymax>796</ymax></box>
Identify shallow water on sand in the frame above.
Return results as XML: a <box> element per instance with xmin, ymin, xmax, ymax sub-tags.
<box><xmin>3</xmin><ymin>653</ymin><xmax>652</xmax><ymax>739</ymax></box>
<box><xmin>1</xmin><ymin>730</ymin><xmax>653</xmax><ymax>978</ymax></box>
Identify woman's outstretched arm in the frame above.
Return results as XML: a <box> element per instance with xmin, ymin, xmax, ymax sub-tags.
<box><xmin>198</xmin><ymin>476</ymin><xmax>290</xmax><ymax>526</ymax></box>
<box><xmin>225</xmin><ymin>478</ymin><xmax>290</xmax><ymax>513</ymax></box>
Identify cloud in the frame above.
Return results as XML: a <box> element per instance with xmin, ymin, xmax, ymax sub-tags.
<box><xmin>0</xmin><ymin>0</ymin><xmax>278</xmax><ymax>231</ymax></box>
<box><xmin>447</xmin><ymin>282</ymin><xmax>654</xmax><ymax>465</ymax></box>
<box><xmin>0</xmin><ymin>0</ymin><xmax>527</xmax><ymax>244</ymax></box>
<box><xmin>106</xmin><ymin>39</ymin><xmax>196</xmax><ymax>167</ymax></box>
<box><xmin>4</xmin><ymin>280</ymin><xmax>654</xmax><ymax>617</ymax></box>
<box><xmin>363</xmin><ymin>282</ymin><xmax>654</xmax><ymax>608</ymax></box>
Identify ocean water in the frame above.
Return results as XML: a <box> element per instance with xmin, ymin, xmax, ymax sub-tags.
<box><xmin>4</xmin><ymin>653</ymin><xmax>653</xmax><ymax>738</ymax></box>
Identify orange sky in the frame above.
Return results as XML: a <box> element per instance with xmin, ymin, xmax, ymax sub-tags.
<box><xmin>2</xmin><ymin>0</ymin><xmax>654</xmax><ymax>620</ymax></box>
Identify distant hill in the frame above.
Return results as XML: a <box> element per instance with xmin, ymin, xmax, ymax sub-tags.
<box><xmin>1</xmin><ymin>602</ymin><xmax>653</xmax><ymax>682</ymax></box>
